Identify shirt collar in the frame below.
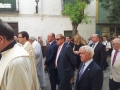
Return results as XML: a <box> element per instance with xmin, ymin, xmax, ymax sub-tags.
<box><xmin>84</xmin><ymin>59</ymin><xmax>93</xmax><ymax>66</ymax></box>
<box><xmin>94</xmin><ymin>41</ymin><xmax>99</xmax><ymax>45</ymax></box>
<box><xmin>59</xmin><ymin>43</ymin><xmax>64</xmax><ymax>49</ymax></box>
<box><xmin>1</xmin><ymin>40</ymin><xmax>16</xmax><ymax>53</ymax></box>
<box><xmin>49</xmin><ymin>40</ymin><xmax>54</xmax><ymax>45</ymax></box>
<box><xmin>103</xmin><ymin>40</ymin><xmax>107</xmax><ymax>43</ymax></box>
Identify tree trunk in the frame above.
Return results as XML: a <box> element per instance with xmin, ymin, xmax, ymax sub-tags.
<box><xmin>72</xmin><ymin>23</ymin><xmax>78</xmax><ymax>37</ymax></box>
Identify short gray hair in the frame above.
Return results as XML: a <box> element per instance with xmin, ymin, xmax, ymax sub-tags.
<box><xmin>112</xmin><ymin>38</ymin><xmax>120</xmax><ymax>44</ymax></box>
<box><xmin>80</xmin><ymin>45</ymin><xmax>94</xmax><ymax>57</ymax></box>
<box><xmin>29</xmin><ymin>36</ymin><xmax>36</xmax><ymax>41</ymax></box>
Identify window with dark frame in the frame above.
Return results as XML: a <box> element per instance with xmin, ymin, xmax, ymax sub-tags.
<box><xmin>0</xmin><ymin>0</ymin><xmax>16</xmax><ymax>11</ymax></box>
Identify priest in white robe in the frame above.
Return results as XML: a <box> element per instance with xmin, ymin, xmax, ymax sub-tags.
<box><xmin>0</xmin><ymin>19</ymin><xmax>40</xmax><ymax>90</ymax></box>
<box><xmin>18</xmin><ymin>31</ymin><xmax>40</xmax><ymax>89</ymax></box>
<box><xmin>29</xmin><ymin>36</ymin><xmax>46</xmax><ymax>87</ymax></box>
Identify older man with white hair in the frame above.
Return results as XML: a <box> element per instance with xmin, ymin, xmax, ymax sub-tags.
<box><xmin>109</xmin><ymin>38</ymin><xmax>120</xmax><ymax>90</ymax></box>
<box><xmin>75</xmin><ymin>45</ymin><xmax>103</xmax><ymax>90</ymax></box>
<box><xmin>29</xmin><ymin>36</ymin><xmax>46</xmax><ymax>88</ymax></box>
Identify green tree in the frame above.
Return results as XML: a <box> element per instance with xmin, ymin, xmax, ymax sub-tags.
<box><xmin>62</xmin><ymin>0</ymin><xmax>92</xmax><ymax>36</ymax></box>
<box><xmin>99</xmin><ymin>0</ymin><xmax>120</xmax><ymax>22</ymax></box>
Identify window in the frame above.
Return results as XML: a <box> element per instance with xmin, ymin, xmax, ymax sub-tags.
<box><xmin>64</xmin><ymin>31</ymin><xmax>72</xmax><ymax>37</ymax></box>
<box><xmin>116</xmin><ymin>27</ymin><xmax>120</xmax><ymax>35</ymax></box>
<box><xmin>62</xmin><ymin>0</ymin><xmax>75</xmax><ymax>10</ymax></box>
<box><xmin>8</xmin><ymin>23</ymin><xmax>18</xmax><ymax>36</ymax></box>
<box><xmin>102</xmin><ymin>27</ymin><xmax>110</xmax><ymax>36</ymax></box>
<box><xmin>0</xmin><ymin>0</ymin><xmax>17</xmax><ymax>11</ymax></box>
<box><xmin>101</xmin><ymin>27</ymin><xmax>120</xmax><ymax>37</ymax></box>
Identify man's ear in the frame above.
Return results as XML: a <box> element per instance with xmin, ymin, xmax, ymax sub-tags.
<box><xmin>0</xmin><ymin>36</ymin><xmax>5</xmax><ymax>44</ymax></box>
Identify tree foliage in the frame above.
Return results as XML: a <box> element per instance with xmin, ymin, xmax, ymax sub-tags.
<box><xmin>62</xmin><ymin>0</ymin><xmax>92</xmax><ymax>25</ymax></box>
<box><xmin>99</xmin><ymin>0</ymin><xmax>120</xmax><ymax>22</ymax></box>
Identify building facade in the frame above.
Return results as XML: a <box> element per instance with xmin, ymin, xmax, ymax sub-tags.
<box><xmin>96</xmin><ymin>0</ymin><xmax>120</xmax><ymax>37</ymax></box>
<box><xmin>0</xmin><ymin>0</ymin><xmax>96</xmax><ymax>45</ymax></box>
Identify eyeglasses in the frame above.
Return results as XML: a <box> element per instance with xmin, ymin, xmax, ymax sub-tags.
<box><xmin>55</xmin><ymin>38</ymin><xmax>61</xmax><ymax>41</ymax></box>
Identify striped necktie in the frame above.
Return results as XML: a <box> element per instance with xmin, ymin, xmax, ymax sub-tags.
<box><xmin>112</xmin><ymin>50</ymin><xmax>118</xmax><ymax>66</ymax></box>
<box><xmin>79</xmin><ymin>63</ymin><xmax>85</xmax><ymax>80</ymax></box>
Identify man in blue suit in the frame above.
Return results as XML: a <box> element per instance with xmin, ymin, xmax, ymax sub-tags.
<box><xmin>65</xmin><ymin>36</ymin><xmax>74</xmax><ymax>49</ymax></box>
<box><xmin>45</xmin><ymin>33</ymin><xmax>59</xmax><ymax>90</ymax></box>
<box><xmin>75</xmin><ymin>46</ymin><xmax>103</xmax><ymax>90</ymax></box>
<box><xmin>55</xmin><ymin>34</ymin><xmax>77</xmax><ymax>90</ymax></box>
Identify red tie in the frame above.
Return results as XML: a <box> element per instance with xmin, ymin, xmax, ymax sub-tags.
<box><xmin>112</xmin><ymin>50</ymin><xmax>118</xmax><ymax>66</ymax></box>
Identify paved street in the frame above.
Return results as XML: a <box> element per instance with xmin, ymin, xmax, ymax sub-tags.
<box><xmin>42</xmin><ymin>58</ymin><xmax>110</xmax><ymax>90</ymax></box>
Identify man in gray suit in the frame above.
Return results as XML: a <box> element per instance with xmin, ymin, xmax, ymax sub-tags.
<box><xmin>55</xmin><ymin>34</ymin><xmax>77</xmax><ymax>90</ymax></box>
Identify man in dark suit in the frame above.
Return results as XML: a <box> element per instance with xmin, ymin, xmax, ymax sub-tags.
<box><xmin>45</xmin><ymin>33</ymin><xmax>59</xmax><ymax>90</ymax></box>
<box><xmin>75</xmin><ymin>45</ymin><xmax>103</xmax><ymax>90</ymax></box>
<box><xmin>55</xmin><ymin>34</ymin><xmax>77</xmax><ymax>90</ymax></box>
<box><xmin>91</xmin><ymin>34</ymin><xmax>106</xmax><ymax>70</ymax></box>
<box><xmin>65</xmin><ymin>36</ymin><xmax>74</xmax><ymax>49</ymax></box>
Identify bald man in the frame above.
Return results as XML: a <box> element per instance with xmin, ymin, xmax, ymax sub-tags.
<box><xmin>45</xmin><ymin>33</ymin><xmax>59</xmax><ymax>90</ymax></box>
<box><xmin>91</xmin><ymin>34</ymin><xmax>106</xmax><ymax>70</ymax></box>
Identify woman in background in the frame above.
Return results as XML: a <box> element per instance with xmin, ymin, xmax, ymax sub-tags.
<box><xmin>73</xmin><ymin>34</ymin><xmax>85</xmax><ymax>69</ymax></box>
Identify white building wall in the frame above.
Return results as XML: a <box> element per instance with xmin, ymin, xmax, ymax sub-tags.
<box><xmin>0</xmin><ymin>0</ymin><xmax>96</xmax><ymax>45</ymax></box>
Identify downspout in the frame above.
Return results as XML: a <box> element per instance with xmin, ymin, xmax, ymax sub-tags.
<box><xmin>16</xmin><ymin>0</ymin><xmax>19</xmax><ymax>11</ymax></box>
<box><xmin>41</xmin><ymin>0</ymin><xmax>43</xmax><ymax>20</ymax></box>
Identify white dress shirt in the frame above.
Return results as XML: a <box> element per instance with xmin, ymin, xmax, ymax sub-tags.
<box><xmin>102</xmin><ymin>41</ymin><xmax>111</xmax><ymax>51</ymax></box>
<box><xmin>92</xmin><ymin>42</ymin><xmax>99</xmax><ymax>49</ymax></box>
<box><xmin>55</xmin><ymin>43</ymin><xmax>64</xmax><ymax>67</ymax></box>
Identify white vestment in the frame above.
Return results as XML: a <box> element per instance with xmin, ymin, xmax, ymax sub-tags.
<box><xmin>32</xmin><ymin>40</ymin><xmax>46</xmax><ymax>87</ymax></box>
<box><xmin>23</xmin><ymin>41</ymin><xmax>41</xmax><ymax>89</ymax></box>
<box><xmin>0</xmin><ymin>44</ymin><xmax>41</xmax><ymax>90</ymax></box>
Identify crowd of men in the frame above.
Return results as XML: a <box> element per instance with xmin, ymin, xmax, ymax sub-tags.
<box><xmin>0</xmin><ymin>19</ymin><xmax>120</xmax><ymax>90</ymax></box>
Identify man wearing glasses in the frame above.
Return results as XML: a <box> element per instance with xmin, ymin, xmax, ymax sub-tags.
<box><xmin>55</xmin><ymin>34</ymin><xmax>77</xmax><ymax>90</ymax></box>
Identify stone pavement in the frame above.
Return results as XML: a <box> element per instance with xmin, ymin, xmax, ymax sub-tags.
<box><xmin>42</xmin><ymin>58</ymin><xmax>110</xmax><ymax>90</ymax></box>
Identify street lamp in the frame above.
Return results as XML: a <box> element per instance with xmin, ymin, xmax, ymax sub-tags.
<box><xmin>35</xmin><ymin>0</ymin><xmax>39</xmax><ymax>13</ymax></box>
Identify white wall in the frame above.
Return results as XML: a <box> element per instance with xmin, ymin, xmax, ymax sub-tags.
<box><xmin>0</xmin><ymin>0</ymin><xmax>96</xmax><ymax>45</ymax></box>
<box><xmin>84</xmin><ymin>0</ymin><xmax>96</xmax><ymax>16</ymax></box>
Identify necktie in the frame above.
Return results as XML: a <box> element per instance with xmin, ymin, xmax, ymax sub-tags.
<box><xmin>112</xmin><ymin>50</ymin><xmax>118</xmax><ymax>66</ymax></box>
<box><xmin>47</xmin><ymin>44</ymin><xmax>50</xmax><ymax>48</ymax></box>
<box><xmin>92</xmin><ymin>43</ymin><xmax>95</xmax><ymax>48</ymax></box>
<box><xmin>79</xmin><ymin>63</ymin><xmax>85</xmax><ymax>80</ymax></box>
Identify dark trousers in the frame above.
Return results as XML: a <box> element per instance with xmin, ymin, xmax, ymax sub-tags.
<box><xmin>109</xmin><ymin>79</ymin><xmax>120</xmax><ymax>90</ymax></box>
<box><xmin>58</xmin><ymin>80</ymin><xmax>72</xmax><ymax>90</ymax></box>
<box><xmin>48</xmin><ymin>69</ymin><xmax>59</xmax><ymax>90</ymax></box>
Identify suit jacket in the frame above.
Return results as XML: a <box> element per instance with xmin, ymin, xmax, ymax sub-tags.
<box><xmin>57</xmin><ymin>43</ymin><xmax>77</xmax><ymax>81</ymax></box>
<box><xmin>110</xmin><ymin>49</ymin><xmax>120</xmax><ymax>82</ymax></box>
<box><xmin>45</xmin><ymin>41</ymin><xmax>58</xmax><ymax>69</ymax></box>
<box><xmin>75</xmin><ymin>61</ymin><xmax>103</xmax><ymax>90</ymax></box>
<box><xmin>91</xmin><ymin>42</ymin><xmax>106</xmax><ymax>69</ymax></box>
<box><xmin>69</xmin><ymin>41</ymin><xmax>74</xmax><ymax>49</ymax></box>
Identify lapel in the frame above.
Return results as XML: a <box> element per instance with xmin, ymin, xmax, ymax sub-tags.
<box><xmin>113</xmin><ymin>51</ymin><xmax>120</xmax><ymax>67</ymax></box>
<box><xmin>57</xmin><ymin>43</ymin><xmax>66</xmax><ymax>62</ymax></box>
<box><xmin>90</xmin><ymin>43</ymin><xmax>93</xmax><ymax>47</ymax></box>
<box><xmin>78</xmin><ymin>61</ymin><xmax>94</xmax><ymax>83</ymax></box>
<box><xmin>46</xmin><ymin>41</ymin><xmax>55</xmax><ymax>54</ymax></box>
<box><xmin>94</xmin><ymin>42</ymin><xmax>100</xmax><ymax>51</ymax></box>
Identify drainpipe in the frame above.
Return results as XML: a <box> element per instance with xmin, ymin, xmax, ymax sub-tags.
<box><xmin>41</xmin><ymin>0</ymin><xmax>43</xmax><ymax>20</ymax></box>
